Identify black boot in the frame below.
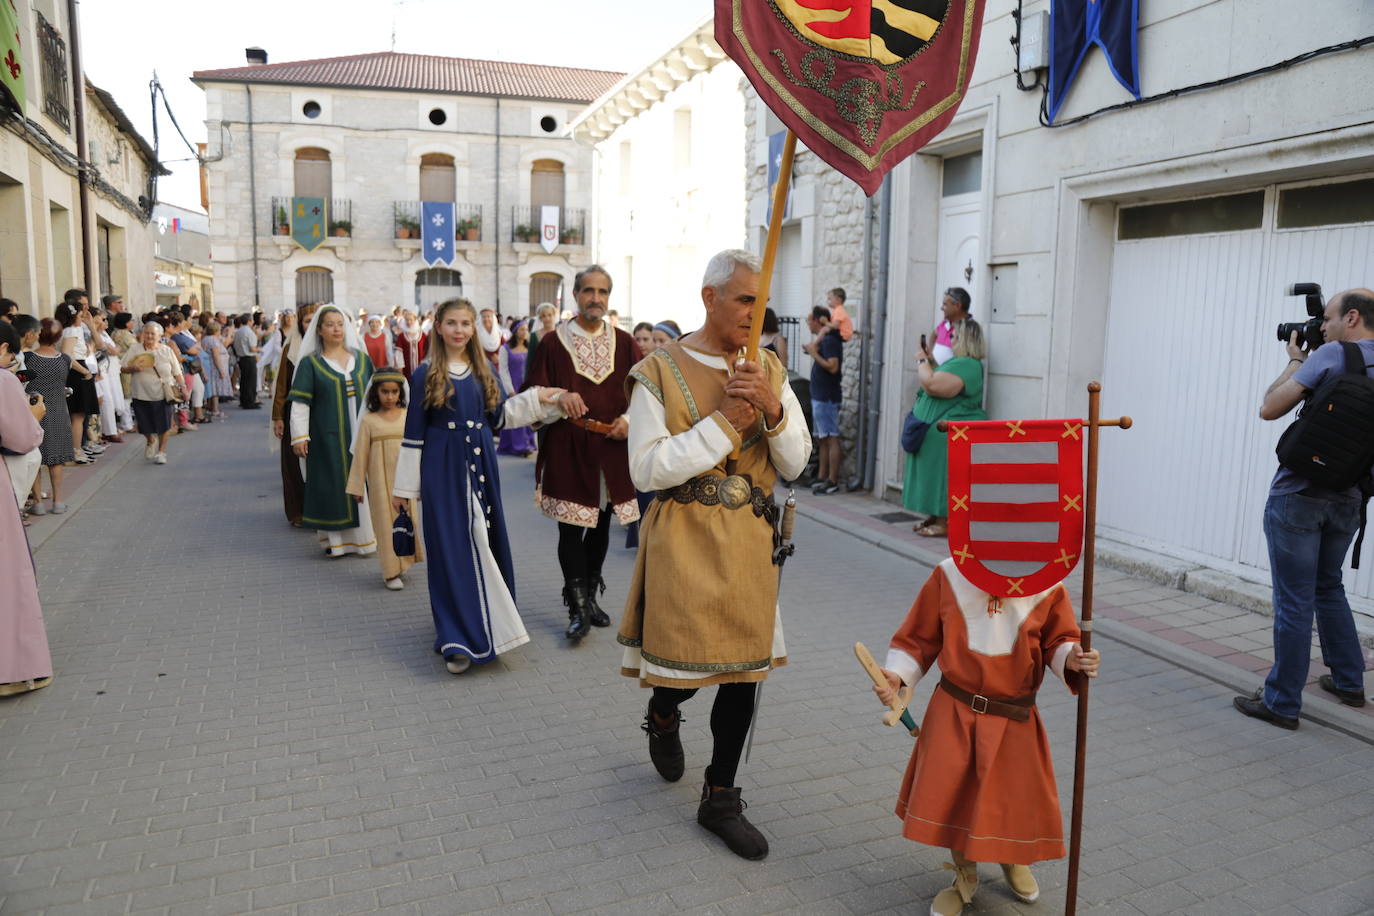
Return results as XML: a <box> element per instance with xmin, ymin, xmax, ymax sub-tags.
<box><xmin>562</xmin><ymin>579</ymin><xmax>592</xmax><ymax>641</ymax></box>
<box><xmin>641</xmin><ymin>701</ymin><xmax>685</xmax><ymax>782</ymax></box>
<box><xmin>696</xmin><ymin>772</ymin><xmax>768</xmax><ymax>861</ymax></box>
<box><xmin>586</xmin><ymin>575</ymin><xmax>611</xmax><ymax>628</ymax></box>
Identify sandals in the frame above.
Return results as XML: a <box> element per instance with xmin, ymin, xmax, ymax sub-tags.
<box><xmin>917</xmin><ymin>523</ymin><xmax>948</xmax><ymax>538</ymax></box>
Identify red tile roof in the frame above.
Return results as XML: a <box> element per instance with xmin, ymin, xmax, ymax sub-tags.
<box><xmin>192</xmin><ymin>52</ymin><xmax>623</xmax><ymax>104</ymax></box>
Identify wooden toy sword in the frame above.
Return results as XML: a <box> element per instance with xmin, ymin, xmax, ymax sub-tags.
<box><xmin>854</xmin><ymin>642</ymin><xmax>919</xmax><ymax>737</ymax></box>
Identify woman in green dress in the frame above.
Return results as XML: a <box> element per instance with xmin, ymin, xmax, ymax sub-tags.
<box><xmin>288</xmin><ymin>305</ymin><xmax>376</xmax><ymax>557</ymax></box>
<box><xmin>904</xmin><ymin>318</ymin><xmax>987</xmax><ymax>537</ymax></box>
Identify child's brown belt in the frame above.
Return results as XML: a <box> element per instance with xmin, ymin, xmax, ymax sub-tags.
<box><xmin>938</xmin><ymin>676</ymin><xmax>1037</xmax><ymax>721</ymax></box>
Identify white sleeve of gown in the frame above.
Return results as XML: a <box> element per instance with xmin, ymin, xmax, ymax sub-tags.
<box><xmin>626</xmin><ymin>384</ymin><xmax>736</xmax><ymax>492</ymax></box>
<box><xmin>883</xmin><ymin>647</ymin><xmax>923</xmax><ymax>689</ymax></box>
<box><xmin>393</xmin><ymin>446</ymin><xmax>421</xmax><ymax>499</ymax></box>
<box><xmin>765</xmin><ymin>381</ymin><xmax>813</xmax><ymax>482</ymax></box>
<box><xmin>289</xmin><ymin>401</ymin><xmax>310</xmax><ymax>445</ymax></box>
<box><xmin>500</xmin><ymin>387</ymin><xmax>562</xmax><ymax>429</ymax></box>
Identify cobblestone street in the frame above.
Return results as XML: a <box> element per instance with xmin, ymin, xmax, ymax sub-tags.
<box><xmin>3</xmin><ymin>415</ymin><xmax>1373</xmax><ymax>915</ymax></box>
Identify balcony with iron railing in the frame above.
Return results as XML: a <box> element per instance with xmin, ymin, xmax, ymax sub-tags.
<box><xmin>510</xmin><ymin>206</ymin><xmax>586</xmax><ymax>247</ymax></box>
<box><xmin>393</xmin><ymin>201</ymin><xmax>483</xmax><ymax>242</ymax></box>
<box><xmin>270</xmin><ymin>197</ymin><xmax>353</xmax><ymax>239</ymax></box>
<box><xmin>36</xmin><ymin>12</ymin><xmax>70</xmax><ymax>133</ymax></box>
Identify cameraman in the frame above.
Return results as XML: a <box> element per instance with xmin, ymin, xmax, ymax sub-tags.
<box><xmin>1235</xmin><ymin>287</ymin><xmax>1374</xmax><ymax>729</ymax></box>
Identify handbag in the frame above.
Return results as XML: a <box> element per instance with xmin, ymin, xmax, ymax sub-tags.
<box><xmin>392</xmin><ymin>504</ymin><xmax>416</xmax><ymax>558</ymax></box>
<box><xmin>901</xmin><ymin>410</ymin><xmax>930</xmax><ymax>453</ymax></box>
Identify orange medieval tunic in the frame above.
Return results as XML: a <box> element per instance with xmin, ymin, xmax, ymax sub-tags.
<box><xmin>886</xmin><ymin>558</ymin><xmax>1083</xmax><ymax>865</ymax></box>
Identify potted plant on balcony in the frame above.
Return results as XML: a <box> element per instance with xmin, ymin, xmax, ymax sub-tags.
<box><xmin>275</xmin><ymin>205</ymin><xmax>289</xmax><ymax>236</ymax></box>
<box><xmin>514</xmin><ymin>223</ymin><xmax>532</xmax><ymax>243</ymax></box>
<box><xmin>329</xmin><ymin>219</ymin><xmax>352</xmax><ymax>238</ymax></box>
<box><xmin>396</xmin><ymin>216</ymin><xmax>419</xmax><ymax>240</ymax></box>
<box><xmin>462</xmin><ymin>218</ymin><xmax>480</xmax><ymax>242</ymax></box>
<box><xmin>559</xmin><ymin>227</ymin><xmax>582</xmax><ymax>245</ymax></box>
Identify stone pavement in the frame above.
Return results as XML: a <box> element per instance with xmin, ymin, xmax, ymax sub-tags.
<box><xmin>3</xmin><ymin>410</ymin><xmax>1373</xmax><ymax>915</ymax></box>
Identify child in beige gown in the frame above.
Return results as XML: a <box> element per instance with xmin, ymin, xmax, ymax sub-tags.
<box><xmin>346</xmin><ymin>371</ymin><xmax>423</xmax><ymax>589</ymax></box>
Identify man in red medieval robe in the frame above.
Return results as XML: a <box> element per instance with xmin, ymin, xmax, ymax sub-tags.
<box><xmin>523</xmin><ymin>265</ymin><xmax>642</xmax><ymax>640</ymax></box>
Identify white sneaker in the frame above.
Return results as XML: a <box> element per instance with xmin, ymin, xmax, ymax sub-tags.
<box><xmin>154</xmin><ymin>452</ymin><xmax>167</xmax><ymax>465</ymax></box>
<box><xmin>445</xmin><ymin>655</ymin><xmax>471</xmax><ymax>675</ymax></box>
<box><xmin>384</xmin><ymin>577</ymin><xmax>405</xmax><ymax>590</ymax></box>
<box><xmin>84</xmin><ymin>443</ymin><xmax>106</xmax><ymax>454</ymax></box>
<box><xmin>144</xmin><ymin>442</ymin><xmax>156</xmax><ymax>460</ymax></box>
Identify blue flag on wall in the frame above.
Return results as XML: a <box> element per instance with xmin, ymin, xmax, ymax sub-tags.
<box><xmin>421</xmin><ymin>201</ymin><xmax>456</xmax><ymax>267</ymax></box>
<box><xmin>1047</xmin><ymin>0</ymin><xmax>1142</xmax><ymax>124</ymax></box>
<box><xmin>767</xmin><ymin>130</ymin><xmax>793</xmax><ymax>222</ymax></box>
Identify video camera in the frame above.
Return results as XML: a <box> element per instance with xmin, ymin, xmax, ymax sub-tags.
<box><xmin>1276</xmin><ymin>283</ymin><xmax>1324</xmax><ymax>350</ymax></box>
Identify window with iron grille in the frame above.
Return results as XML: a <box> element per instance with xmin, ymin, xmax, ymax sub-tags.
<box><xmin>36</xmin><ymin>13</ymin><xmax>70</xmax><ymax>133</ymax></box>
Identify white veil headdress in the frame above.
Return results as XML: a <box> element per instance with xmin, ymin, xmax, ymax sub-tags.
<box><xmin>297</xmin><ymin>303</ymin><xmax>362</xmax><ymax>363</ymax></box>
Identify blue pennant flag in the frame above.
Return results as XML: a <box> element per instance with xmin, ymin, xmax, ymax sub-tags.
<box><xmin>421</xmin><ymin>201</ymin><xmax>456</xmax><ymax>267</ymax></box>
<box><xmin>1047</xmin><ymin>0</ymin><xmax>1142</xmax><ymax>124</ymax></box>
<box><xmin>767</xmin><ymin>130</ymin><xmax>793</xmax><ymax>222</ymax></box>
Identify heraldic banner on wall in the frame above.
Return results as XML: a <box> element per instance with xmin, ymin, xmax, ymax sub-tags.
<box><xmin>716</xmin><ymin>0</ymin><xmax>990</xmax><ymax>195</ymax></box>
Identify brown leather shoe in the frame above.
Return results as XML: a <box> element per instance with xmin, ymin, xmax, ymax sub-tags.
<box><xmin>1318</xmin><ymin>674</ymin><xmax>1367</xmax><ymax>707</ymax></box>
<box><xmin>1233</xmin><ymin>689</ymin><xmax>1298</xmax><ymax>730</ymax></box>
<box><xmin>697</xmin><ymin>781</ymin><xmax>768</xmax><ymax>861</ymax></box>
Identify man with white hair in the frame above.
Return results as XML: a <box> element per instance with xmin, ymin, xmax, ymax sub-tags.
<box><xmin>617</xmin><ymin>249</ymin><xmax>812</xmax><ymax>861</ymax></box>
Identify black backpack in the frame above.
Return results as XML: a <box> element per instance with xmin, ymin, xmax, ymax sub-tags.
<box><xmin>1275</xmin><ymin>341</ymin><xmax>1374</xmax><ymax>566</ymax></box>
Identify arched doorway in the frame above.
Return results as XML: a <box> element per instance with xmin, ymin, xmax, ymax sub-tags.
<box><xmin>415</xmin><ymin>267</ymin><xmax>464</xmax><ymax>314</ymax></box>
<box><xmin>529</xmin><ymin>272</ymin><xmax>563</xmax><ymax>315</ymax></box>
<box><xmin>295</xmin><ymin>266</ymin><xmax>333</xmax><ymax>307</ymax></box>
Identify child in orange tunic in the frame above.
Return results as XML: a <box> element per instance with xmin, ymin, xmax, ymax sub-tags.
<box><xmin>875</xmin><ymin>558</ymin><xmax>1101</xmax><ymax>916</ymax></box>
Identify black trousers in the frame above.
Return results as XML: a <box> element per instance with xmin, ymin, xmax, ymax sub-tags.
<box><xmin>557</xmin><ymin>507</ymin><xmax>611</xmax><ymax>583</ymax></box>
<box><xmin>651</xmin><ymin>682</ymin><xmax>758</xmax><ymax>787</ymax></box>
<box><xmin>238</xmin><ymin>356</ymin><xmax>258</xmax><ymax>407</ymax></box>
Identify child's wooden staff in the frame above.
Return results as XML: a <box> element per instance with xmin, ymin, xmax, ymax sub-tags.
<box><xmin>1065</xmin><ymin>382</ymin><xmax>1131</xmax><ymax>916</ymax></box>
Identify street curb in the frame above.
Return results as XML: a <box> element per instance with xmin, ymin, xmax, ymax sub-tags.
<box><xmin>26</xmin><ymin>440</ymin><xmax>140</xmax><ymax>554</ymax></box>
<box><xmin>797</xmin><ymin>500</ymin><xmax>1374</xmax><ymax>745</ymax></box>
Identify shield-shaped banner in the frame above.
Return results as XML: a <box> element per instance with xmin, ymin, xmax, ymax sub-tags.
<box><xmin>421</xmin><ymin>201</ymin><xmax>455</xmax><ymax>267</ymax></box>
<box><xmin>945</xmin><ymin>418</ymin><xmax>1086</xmax><ymax>598</ymax></box>
<box><xmin>291</xmin><ymin>196</ymin><xmax>326</xmax><ymax>252</ymax></box>
<box><xmin>716</xmin><ymin>0</ymin><xmax>989</xmax><ymax>195</ymax></box>
<box><xmin>540</xmin><ymin>205</ymin><xmax>560</xmax><ymax>254</ymax></box>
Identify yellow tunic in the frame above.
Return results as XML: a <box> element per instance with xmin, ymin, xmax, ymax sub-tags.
<box><xmin>345</xmin><ymin>410</ymin><xmax>423</xmax><ymax>581</ymax></box>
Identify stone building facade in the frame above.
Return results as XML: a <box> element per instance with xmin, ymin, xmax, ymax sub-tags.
<box><xmin>0</xmin><ymin>0</ymin><xmax>161</xmax><ymax>314</ymax></box>
<box><xmin>193</xmin><ymin>52</ymin><xmax>622</xmax><ymax>319</ymax></box>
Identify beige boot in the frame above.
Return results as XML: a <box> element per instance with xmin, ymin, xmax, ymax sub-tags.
<box><xmin>1000</xmin><ymin>863</ymin><xmax>1040</xmax><ymax>903</ymax></box>
<box><xmin>930</xmin><ymin>850</ymin><xmax>978</xmax><ymax>916</ymax></box>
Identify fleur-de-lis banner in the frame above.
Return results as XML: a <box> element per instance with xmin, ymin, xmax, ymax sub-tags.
<box><xmin>716</xmin><ymin>0</ymin><xmax>989</xmax><ymax>195</ymax></box>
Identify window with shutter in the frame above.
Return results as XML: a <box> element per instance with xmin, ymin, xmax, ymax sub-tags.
<box><xmin>294</xmin><ymin>148</ymin><xmax>332</xmax><ymax>200</ymax></box>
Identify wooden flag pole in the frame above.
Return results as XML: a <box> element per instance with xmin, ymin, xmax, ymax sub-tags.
<box><xmin>1064</xmin><ymin>382</ymin><xmax>1131</xmax><ymax>915</ymax></box>
<box><xmin>746</xmin><ymin>130</ymin><xmax>797</xmax><ymax>364</ymax></box>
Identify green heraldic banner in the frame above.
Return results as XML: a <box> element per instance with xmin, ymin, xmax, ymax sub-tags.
<box><xmin>291</xmin><ymin>197</ymin><xmax>327</xmax><ymax>252</ymax></box>
<box><xmin>1</xmin><ymin>0</ymin><xmax>26</xmax><ymax>115</ymax></box>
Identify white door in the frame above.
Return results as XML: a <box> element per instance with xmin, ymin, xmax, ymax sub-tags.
<box><xmin>938</xmin><ymin>200</ymin><xmax>981</xmax><ymax>320</ymax></box>
<box><xmin>1099</xmin><ymin>179</ymin><xmax>1374</xmax><ymax>598</ymax></box>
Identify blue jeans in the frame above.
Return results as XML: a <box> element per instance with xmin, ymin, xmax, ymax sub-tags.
<box><xmin>1262</xmin><ymin>491</ymin><xmax>1367</xmax><ymax>718</ymax></box>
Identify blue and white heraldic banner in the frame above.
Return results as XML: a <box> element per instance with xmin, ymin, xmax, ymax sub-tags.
<box><xmin>422</xmin><ymin>201</ymin><xmax>456</xmax><ymax>267</ymax></box>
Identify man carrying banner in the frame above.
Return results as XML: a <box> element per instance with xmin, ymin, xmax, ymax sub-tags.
<box><xmin>618</xmin><ymin>250</ymin><xmax>811</xmax><ymax>861</ymax></box>
<box><xmin>522</xmin><ymin>265</ymin><xmax>640</xmax><ymax>640</ymax></box>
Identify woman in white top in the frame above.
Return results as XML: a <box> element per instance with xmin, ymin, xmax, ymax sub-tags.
<box><xmin>56</xmin><ymin>302</ymin><xmax>98</xmax><ymax>464</ymax></box>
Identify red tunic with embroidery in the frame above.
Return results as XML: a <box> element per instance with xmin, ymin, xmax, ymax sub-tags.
<box><xmin>522</xmin><ymin>321</ymin><xmax>641</xmax><ymax>528</ymax></box>
<box><xmin>888</xmin><ymin>559</ymin><xmax>1083</xmax><ymax>864</ymax></box>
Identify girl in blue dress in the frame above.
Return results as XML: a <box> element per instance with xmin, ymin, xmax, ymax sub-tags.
<box><xmin>391</xmin><ymin>298</ymin><xmax>565</xmax><ymax>674</ymax></box>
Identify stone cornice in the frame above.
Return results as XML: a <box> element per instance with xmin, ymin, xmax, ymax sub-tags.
<box><xmin>568</xmin><ymin>17</ymin><xmax>727</xmax><ymax>142</ymax></box>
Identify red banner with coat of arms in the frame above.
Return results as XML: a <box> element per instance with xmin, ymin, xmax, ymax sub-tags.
<box><xmin>945</xmin><ymin>418</ymin><xmax>1086</xmax><ymax>599</ymax></box>
<box><xmin>716</xmin><ymin>0</ymin><xmax>988</xmax><ymax>195</ymax></box>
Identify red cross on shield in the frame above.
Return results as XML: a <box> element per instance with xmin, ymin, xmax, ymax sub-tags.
<box><xmin>944</xmin><ymin>418</ymin><xmax>1086</xmax><ymax>598</ymax></box>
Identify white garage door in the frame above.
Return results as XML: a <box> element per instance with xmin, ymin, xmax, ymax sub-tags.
<box><xmin>1099</xmin><ymin>175</ymin><xmax>1374</xmax><ymax>598</ymax></box>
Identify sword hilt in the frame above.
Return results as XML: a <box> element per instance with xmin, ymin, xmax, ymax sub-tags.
<box><xmin>854</xmin><ymin>642</ymin><xmax>920</xmax><ymax>737</ymax></box>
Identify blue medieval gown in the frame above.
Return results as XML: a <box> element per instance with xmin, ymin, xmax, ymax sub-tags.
<box><xmin>393</xmin><ymin>361</ymin><xmax>559</xmax><ymax>663</ymax></box>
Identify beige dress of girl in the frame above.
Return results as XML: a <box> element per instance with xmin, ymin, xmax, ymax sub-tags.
<box><xmin>346</xmin><ymin>410</ymin><xmax>423</xmax><ymax>582</ymax></box>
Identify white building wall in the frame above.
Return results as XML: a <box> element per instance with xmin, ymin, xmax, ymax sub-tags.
<box><xmin>201</xmin><ymin>82</ymin><xmax>594</xmax><ymax>318</ymax></box>
<box><xmin>587</xmin><ymin>61</ymin><xmax>747</xmax><ymax>329</ymax></box>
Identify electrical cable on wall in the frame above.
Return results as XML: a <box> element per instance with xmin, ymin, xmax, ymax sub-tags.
<box><xmin>1040</xmin><ymin>34</ymin><xmax>1374</xmax><ymax>129</ymax></box>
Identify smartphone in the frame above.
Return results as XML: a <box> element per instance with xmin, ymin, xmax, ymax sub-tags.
<box><xmin>919</xmin><ymin>334</ymin><xmax>928</xmax><ymax>353</ymax></box>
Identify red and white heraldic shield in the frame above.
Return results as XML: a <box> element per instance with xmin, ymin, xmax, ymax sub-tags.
<box><xmin>945</xmin><ymin>419</ymin><xmax>1086</xmax><ymax>598</ymax></box>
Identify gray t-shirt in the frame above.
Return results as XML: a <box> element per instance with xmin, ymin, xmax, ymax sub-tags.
<box><xmin>1269</xmin><ymin>338</ymin><xmax>1374</xmax><ymax>498</ymax></box>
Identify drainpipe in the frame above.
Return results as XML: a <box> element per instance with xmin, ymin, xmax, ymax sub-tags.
<box><xmin>850</xmin><ymin>192</ymin><xmax>876</xmax><ymax>488</ymax></box>
<box><xmin>494</xmin><ymin>97</ymin><xmax>501</xmax><ymax>315</ymax></box>
<box><xmin>861</xmin><ymin>174</ymin><xmax>892</xmax><ymax>492</ymax></box>
<box><xmin>246</xmin><ymin>85</ymin><xmax>261</xmax><ymax>309</ymax></box>
<box><xmin>66</xmin><ymin>0</ymin><xmax>94</xmax><ymax>296</ymax></box>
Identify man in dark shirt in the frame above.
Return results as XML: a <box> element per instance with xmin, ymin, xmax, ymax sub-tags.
<box><xmin>803</xmin><ymin>305</ymin><xmax>843</xmax><ymax>494</ymax></box>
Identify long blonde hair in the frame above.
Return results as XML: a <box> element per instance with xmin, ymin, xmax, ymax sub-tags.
<box><xmin>423</xmin><ymin>298</ymin><xmax>501</xmax><ymax>411</ymax></box>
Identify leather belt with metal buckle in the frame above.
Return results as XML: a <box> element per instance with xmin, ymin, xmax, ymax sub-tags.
<box><xmin>938</xmin><ymin>676</ymin><xmax>1036</xmax><ymax>721</ymax></box>
<box><xmin>657</xmin><ymin>474</ymin><xmax>774</xmax><ymax>516</ymax></box>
